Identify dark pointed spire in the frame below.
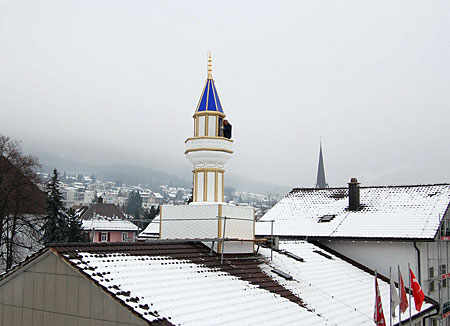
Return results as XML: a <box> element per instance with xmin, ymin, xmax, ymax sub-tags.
<box><xmin>316</xmin><ymin>141</ymin><xmax>328</xmax><ymax>188</ymax></box>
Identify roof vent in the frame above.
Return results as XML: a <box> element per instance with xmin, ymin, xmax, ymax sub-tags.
<box><xmin>313</xmin><ymin>250</ymin><xmax>333</xmax><ymax>260</ymax></box>
<box><xmin>348</xmin><ymin>178</ymin><xmax>360</xmax><ymax>211</ymax></box>
<box><xmin>280</xmin><ymin>250</ymin><xmax>305</xmax><ymax>262</ymax></box>
<box><xmin>271</xmin><ymin>268</ymin><xmax>293</xmax><ymax>280</ymax></box>
<box><xmin>318</xmin><ymin>214</ymin><xmax>336</xmax><ymax>223</ymax></box>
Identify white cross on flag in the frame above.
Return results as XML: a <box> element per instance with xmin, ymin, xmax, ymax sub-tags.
<box><xmin>410</xmin><ymin>268</ymin><xmax>425</xmax><ymax>311</ymax></box>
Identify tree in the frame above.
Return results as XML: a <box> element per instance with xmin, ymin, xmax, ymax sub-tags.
<box><xmin>126</xmin><ymin>190</ymin><xmax>142</xmax><ymax>219</ymax></box>
<box><xmin>66</xmin><ymin>208</ymin><xmax>89</xmax><ymax>242</ymax></box>
<box><xmin>141</xmin><ymin>205</ymin><xmax>160</xmax><ymax>229</ymax></box>
<box><xmin>41</xmin><ymin>169</ymin><xmax>68</xmax><ymax>244</ymax></box>
<box><xmin>0</xmin><ymin>135</ymin><xmax>44</xmax><ymax>271</ymax></box>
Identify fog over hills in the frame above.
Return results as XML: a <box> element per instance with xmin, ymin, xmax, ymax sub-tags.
<box><xmin>35</xmin><ymin>150</ymin><xmax>289</xmax><ymax>194</ymax></box>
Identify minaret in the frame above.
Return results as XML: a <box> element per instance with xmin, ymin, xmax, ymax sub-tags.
<box><xmin>185</xmin><ymin>53</ymin><xmax>233</xmax><ymax>203</ymax></box>
<box><xmin>316</xmin><ymin>142</ymin><xmax>328</xmax><ymax>188</ymax></box>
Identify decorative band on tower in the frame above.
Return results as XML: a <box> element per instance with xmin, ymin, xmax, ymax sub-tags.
<box><xmin>185</xmin><ymin>54</ymin><xmax>233</xmax><ymax>203</ymax></box>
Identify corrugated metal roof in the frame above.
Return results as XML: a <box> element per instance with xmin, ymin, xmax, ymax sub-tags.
<box><xmin>43</xmin><ymin>241</ymin><xmax>436</xmax><ymax>325</ymax></box>
<box><xmin>261</xmin><ymin>241</ymin><xmax>434</xmax><ymax>325</ymax></box>
<box><xmin>257</xmin><ymin>184</ymin><xmax>450</xmax><ymax>239</ymax></box>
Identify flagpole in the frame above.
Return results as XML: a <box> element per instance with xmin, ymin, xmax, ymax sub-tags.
<box><xmin>409</xmin><ymin>263</ymin><xmax>412</xmax><ymax>324</ymax></box>
<box><xmin>389</xmin><ymin>267</ymin><xmax>393</xmax><ymax>326</ymax></box>
<box><xmin>398</xmin><ymin>265</ymin><xmax>402</xmax><ymax>326</ymax></box>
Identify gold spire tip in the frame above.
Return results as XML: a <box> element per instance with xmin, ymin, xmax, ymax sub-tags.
<box><xmin>207</xmin><ymin>52</ymin><xmax>213</xmax><ymax>79</ymax></box>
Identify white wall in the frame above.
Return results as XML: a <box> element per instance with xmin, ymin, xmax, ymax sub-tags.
<box><xmin>320</xmin><ymin>239</ymin><xmax>450</xmax><ymax>302</ymax></box>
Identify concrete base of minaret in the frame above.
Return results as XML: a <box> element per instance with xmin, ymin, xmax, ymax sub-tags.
<box><xmin>159</xmin><ymin>202</ymin><xmax>255</xmax><ymax>254</ymax></box>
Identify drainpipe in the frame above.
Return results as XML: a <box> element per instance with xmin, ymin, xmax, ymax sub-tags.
<box><xmin>414</xmin><ymin>241</ymin><xmax>421</xmax><ymax>283</ymax></box>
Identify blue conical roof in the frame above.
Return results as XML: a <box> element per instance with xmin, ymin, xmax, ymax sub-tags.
<box><xmin>196</xmin><ymin>78</ymin><xmax>223</xmax><ymax>113</ymax></box>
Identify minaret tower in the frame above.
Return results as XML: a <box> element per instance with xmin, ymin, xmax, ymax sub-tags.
<box><xmin>185</xmin><ymin>53</ymin><xmax>233</xmax><ymax>203</ymax></box>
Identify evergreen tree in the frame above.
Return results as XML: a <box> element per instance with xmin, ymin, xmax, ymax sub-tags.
<box><xmin>126</xmin><ymin>190</ymin><xmax>142</xmax><ymax>218</ymax></box>
<box><xmin>41</xmin><ymin>169</ymin><xmax>68</xmax><ymax>243</ymax></box>
<box><xmin>66</xmin><ymin>208</ymin><xmax>89</xmax><ymax>242</ymax></box>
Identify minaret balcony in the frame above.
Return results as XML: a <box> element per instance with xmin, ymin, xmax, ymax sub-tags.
<box><xmin>185</xmin><ymin>137</ymin><xmax>233</xmax><ymax>168</ymax></box>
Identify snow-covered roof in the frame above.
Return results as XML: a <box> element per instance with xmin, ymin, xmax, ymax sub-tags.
<box><xmin>48</xmin><ymin>241</ymin><xmax>435</xmax><ymax>326</ymax></box>
<box><xmin>257</xmin><ymin>184</ymin><xmax>450</xmax><ymax>240</ymax></box>
<box><xmin>138</xmin><ymin>217</ymin><xmax>160</xmax><ymax>239</ymax></box>
<box><xmin>81</xmin><ymin>219</ymin><xmax>139</xmax><ymax>232</ymax></box>
<box><xmin>262</xmin><ymin>241</ymin><xmax>433</xmax><ymax>325</ymax></box>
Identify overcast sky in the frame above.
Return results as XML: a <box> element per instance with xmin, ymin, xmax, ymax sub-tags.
<box><xmin>1</xmin><ymin>0</ymin><xmax>449</xmax><ymax>189</ymax></box>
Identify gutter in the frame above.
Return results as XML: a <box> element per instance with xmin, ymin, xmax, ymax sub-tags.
<box><xmin>414</xmin><ymin>241</ymin><xmax>421</xmax><ymax>283</ymax></box>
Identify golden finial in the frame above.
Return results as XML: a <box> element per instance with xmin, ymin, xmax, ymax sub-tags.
<box><xmin>207</xmin><ymin>52</ymin><xmax>213</xmax><ymax>79</ymax></box>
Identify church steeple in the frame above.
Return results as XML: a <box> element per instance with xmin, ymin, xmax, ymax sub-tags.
<box><xmin>316</xmin><ymin>141</ymin><xmax>328</xmax><ymax>188</ymax></box>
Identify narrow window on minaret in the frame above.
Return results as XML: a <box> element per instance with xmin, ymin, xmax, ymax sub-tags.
<box><xmin>218</xmin><ymin>117</ymin><xmax>223</xmax><ymax>137</ymax></box>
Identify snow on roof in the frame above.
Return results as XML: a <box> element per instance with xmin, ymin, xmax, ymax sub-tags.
<box><xmin>138</xmin><ymin>217</ymin><xmax>160</xmax><ymax>238</ymax></box>
<box><xmin>60</xmin><ymin>242</ymin><xmax>323</xmax><ymax>325</ymax></box>
<box><xmin>257</xmin><ymin>184</ymin><xmax>450</xmax><ymax>239</ymax></box>
<box><xmin>81</xmin><ymin>219</ymin><xmax>139</xmax><ymax>231</ymax></box>
<box><xmin>52</xmin><ymin>241</ymin><xmax>434</xmax><ymax>326</ymax></box>
<box><xmin>260</xmin><ymin>241</ymin><xmax>433</xmax><ymax>325</ymax></box>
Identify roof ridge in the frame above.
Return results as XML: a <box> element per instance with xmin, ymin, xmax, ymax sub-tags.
<box><xmin>292</xmin><ymin>183</ymin><xmax>450</xmax><ymax>192</ymax></box>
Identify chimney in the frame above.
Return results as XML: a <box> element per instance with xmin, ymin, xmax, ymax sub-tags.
<box><xmin>348</xmin><ymin>178</ymin><xmax>360</xmax><ymax>211</ymax></box>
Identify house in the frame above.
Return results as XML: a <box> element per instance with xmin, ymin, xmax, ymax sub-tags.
<box><xmin>0</xmin><ymin>240</ymin><xmax>437</xmax><ymax>326</ymax></box>
<box><xmin>76</xmin><ymin>198</ymin><xmax>127</xmax><ymax>220</ymax></box>
<box><xmin>81</xmin><ymin>219</ymin><xmax>139</xmax><ymax>243</ymax></box>
<box><xmin>256</xmin><ymin>179</ymin><xmax>450</xmax><ymax>312</ymax></box>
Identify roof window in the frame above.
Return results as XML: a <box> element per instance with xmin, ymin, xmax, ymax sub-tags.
<box><xmin>318</xmin><ymin>214</ymin><xmax>336</xmax><ymax>223</ymax></box>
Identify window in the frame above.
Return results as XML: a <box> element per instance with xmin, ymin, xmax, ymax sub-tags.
<box><xmin>122</xmin><ymin>232</ymin><xmax>130</xmax><ymax>242</ymax></box>
<box><xmin>100</xmin><ymin>232</ymin><xmax>108</xmax><ymax>242</ymax></box>
<box><xmin>429</xmin><ymin>267</ymin><xmax>435</xmax><ymax>292</ymax></box>
<box><xmin>218</xmin><ymin>117</ymin><xmax>223</xmax><ymax>137</ymax></box>
<box><xmin>318</xmin><ymin>214</ymin><xmax>336</xmax><ymax>223</ymax></box>
<box><xmin>441</xmin><ymin>264</ymin><xmax>447</xmax><ymax>288</ymax></box>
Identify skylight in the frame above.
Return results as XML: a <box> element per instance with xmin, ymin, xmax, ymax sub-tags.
<box><xmin>318</xmin><ymin>214</ymin><xmax>336</xmax><ymax>223</ymax></box>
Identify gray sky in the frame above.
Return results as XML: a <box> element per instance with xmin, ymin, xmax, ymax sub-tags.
<box><xmin>1</xmin><ymin>0</ymin><xmax>449</xmax><ymax>189</ymax></box>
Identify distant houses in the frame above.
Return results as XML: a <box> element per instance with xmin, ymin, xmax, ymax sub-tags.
<box><xmin>76</xmin><ymin>197</ymin><xmax>140</xmax><ymax>243</ymax></box>
<box><xmin>81</xmin><ymin>219</ymin><xmax>139</xmax><ymax>243</ymax></box>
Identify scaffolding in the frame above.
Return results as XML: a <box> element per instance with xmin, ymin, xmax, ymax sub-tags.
<box><xmin>138</xmin><ymin>216</ymin><xmax>275</xmax><ymax>264</ymax></box>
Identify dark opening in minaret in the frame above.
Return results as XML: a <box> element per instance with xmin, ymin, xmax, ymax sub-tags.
<box><xmin>316</xmin><ymin>142</ymin><xmax>328</xmax><ymax>188</ymax></box>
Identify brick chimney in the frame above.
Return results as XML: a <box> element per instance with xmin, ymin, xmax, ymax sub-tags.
<box><xmin>348</xmin><ymin>178</ymin><xmax>360</xmax><ymax>211</ymax></box>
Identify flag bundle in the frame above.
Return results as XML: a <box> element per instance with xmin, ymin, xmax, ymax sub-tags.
<box><xmin>375</xmin><ymin>265</ymin><xmax>425</xmax><ymax>326</ymax></box>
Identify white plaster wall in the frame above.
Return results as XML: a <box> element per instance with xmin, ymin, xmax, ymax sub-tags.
<box><xmin>321</xmin><ymin>240</ymin><xmax>418</xmax><ymax>282</ymax></box>
<box><xmin>208</xmin><ymin>116</ymin><xmax>216</xmax><ymax>137</ymax></box>
<box><xmin>207</xmin><ymin>171</ymin><xmax>215</xmax><ymax>202</ymax></box>
<box><xmin>198</xmin><ymin>172</ymin><xmax>204</xmax><ymax>201</ymax></box>
<box><xmin>160</xmin><ymin>205</ymin><xmax>219</xmax><ymax>239</ymax></box>
<box><xmin>217</xmin><ymin>172</ymin><xmax>223</xmax><ymax>201</ymax></box>
<box><xmin>198</xmin><ymin>116</ymin><xmax>205</xmax><ymax>136</ymax></box>
<box><xmin>320</xmin><ymin>239</ymin><xmax>450</xmax><ymax>302</ymax></box>
<box><xmin>222</xmin><ymin>205</ymin><xmax>254</xmax><ymax>239</ymax></box>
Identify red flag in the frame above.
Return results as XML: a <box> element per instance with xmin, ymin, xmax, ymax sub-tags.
<box><xmin>374</xmin><ymin>276</ymin><xmax>387</xmax><ymax>326</ymax></box>
<box><xmin>399</xmin><ymin>270</ymin><xmax>408</xmax><ymax>313</ymax></box>
<box><xmin>410</xmin><ymin>268</ymin><xmax>425</xmax><ymax>311</ymax></box>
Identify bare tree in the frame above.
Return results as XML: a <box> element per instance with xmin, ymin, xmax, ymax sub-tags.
<box><xmin>0</xmin><ymin>135</ymin><xmax>44</xmax><ymax>271</ymax></box>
